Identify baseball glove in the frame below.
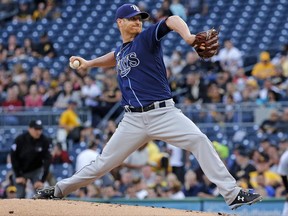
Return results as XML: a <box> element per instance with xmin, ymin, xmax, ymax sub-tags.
<box><xmin>191</xmin><ymin>28</ymin><xmax>219</xmax><ymax>59</ymax></box>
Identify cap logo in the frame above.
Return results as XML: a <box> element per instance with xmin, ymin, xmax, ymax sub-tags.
<box><xmin>36</xmin><ymin>120</ymin><xmax>42</xmax><ymax>125</ymax></box>
<box><xmin>130</xmin><ymin>5</ymin><xmax>140</xmax><ymax>12</ymax></box>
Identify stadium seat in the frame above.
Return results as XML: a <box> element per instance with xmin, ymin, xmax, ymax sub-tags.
<box><xmin>51</xmin><ymin>163</ymin><xmax>74</xmax><ymax>181</ymax></box>
<box><xmin>0</xmin><ymin>151</ymin><xmax>9</xmax><ymax>164</ymax></box>
<box><xmin>0</xmin><ymin>164</ymin><xmax>12</xmax><ymax>183</ymax></box>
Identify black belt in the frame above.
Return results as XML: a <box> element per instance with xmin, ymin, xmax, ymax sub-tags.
<box><xmin>124</xmin><ymin>101</ymin><xmax>166</xmax><ymax>113</ymax></box>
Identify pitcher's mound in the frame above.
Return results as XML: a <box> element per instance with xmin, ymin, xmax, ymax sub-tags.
<box><xmin>0</xmin><ymin>199</ymin><xmax>233</xmax><ymax>216</ymax></box>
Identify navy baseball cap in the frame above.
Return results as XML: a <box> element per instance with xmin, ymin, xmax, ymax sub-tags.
<box><xmin>115</xmin><ymin>4</ymin><xmax>149</xmax><ymax>20</ymax></box>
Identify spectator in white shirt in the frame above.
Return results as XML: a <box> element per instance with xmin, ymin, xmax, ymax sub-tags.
<box><xmin>170</xmin><ymin>0</ymin><xmax>187</xmax><ymax>21</ymax></box>
<box><xmin>81</xmin><ymin>75</ymin><xmax>102</xmax><ymax>107</ymax></box>
<box><xmin>75</xmin><ymin>140</ymin><xmax>100</xmax><ymax>172</ymax></box>
<box><xmin>166</xmin><ymin>144</ymin><xmax>185</xmax><ymax>183</ymax></box>
<box><xmin>215</xmin><ymin>39</ymin><xmax>243</xmax><ymax>76</ymax></box>
<box><xmin>121</xmin><ymin>144</ymin><xmax>149</xmax><ymax>179</ymax></box>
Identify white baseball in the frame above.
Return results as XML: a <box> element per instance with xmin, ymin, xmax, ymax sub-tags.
<box><xmin>69</xmin><ymin>60</ymin><xmax>80</xmax><ymax>69</ymax></box>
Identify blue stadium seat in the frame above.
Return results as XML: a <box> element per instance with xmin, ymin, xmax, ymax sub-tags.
<box><xmin>0</xmin><ymin>151</ymin><xmax>9</xmax><ymax>164</ymax></box>
<box><xmin>0</xmin><ymin>164</ymin><xmax>12</xmax><ymax>183</ymax></box>
<box><xmin>51</xmin><ymin>163</ymin><xmax>74</xmax><ymax>181</ymax></box>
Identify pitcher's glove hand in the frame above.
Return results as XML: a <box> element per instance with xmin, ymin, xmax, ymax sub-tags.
<box><xmin>191</xmin><ymin>28</ymin><xmax>219</xmax><ymax>59</ymax></box>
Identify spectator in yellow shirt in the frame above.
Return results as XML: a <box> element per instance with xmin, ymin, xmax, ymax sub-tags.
<box><xmin>146</xmin><ymin>141</ymin><xmax>171</xmax><ymax>175</ymax></box>
<box><xmin>249</xmin><ymin>151</ymin><xmax>282</xmax><ymax>190</ymax></box>
<box><xmin>252</xmin><ymin>51</ymin><xmax>276</xmax><ymax>80</ymax></box>
<box><xmin>59</xmin><ymin>100</ymin><xmax>81</xmax><ymax>130</ymax></box>
<box><xmin>57</xmin><ymin>99</ymin><xmax>82</xmax><ymax>148</ymax></box>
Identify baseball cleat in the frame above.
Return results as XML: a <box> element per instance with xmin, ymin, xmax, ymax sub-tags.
<box><xmin>33</xmin><ymin>186</ymin><xmax>59</xmax><ymax>199</ymax></box>
<box><xmin>229</xmin><ymin>189</ymin><xmax>263</xmax><ymax>210</ymax></box>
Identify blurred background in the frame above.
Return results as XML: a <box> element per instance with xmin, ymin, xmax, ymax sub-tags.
<box><xmin>0</xmin><ymin>0</ymin><xmax>288</xmax><ymax>215</ymax></box>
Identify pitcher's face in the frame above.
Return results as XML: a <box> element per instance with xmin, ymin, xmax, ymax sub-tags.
<box><xmin>118</xmin><ymin>15</ymin><xmax>143</xmax><ymax>35</ymax></box>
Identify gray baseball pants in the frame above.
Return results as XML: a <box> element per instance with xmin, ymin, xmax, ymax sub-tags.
<box><xmin>54</xmin><ymin>99</ymin><xmax>240</xmax><ymax>205</ymax></box>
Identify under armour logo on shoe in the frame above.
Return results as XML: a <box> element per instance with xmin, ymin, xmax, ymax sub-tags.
<box><xmin>238</xmin><ymin>196</ymin><xmax>245</xmax><ymax>201</ymax></box>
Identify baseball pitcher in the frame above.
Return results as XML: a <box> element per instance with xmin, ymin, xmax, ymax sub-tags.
<box><xmin>34</xmin><ymin>3</ymin><xmax>262</xmax><ymax>210</ymax></box>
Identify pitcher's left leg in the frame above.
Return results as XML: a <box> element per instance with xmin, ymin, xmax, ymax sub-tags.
<box><xmin>148</xmin><ymin>107</ymin><xmax>240</xmax><ymax>204</ymax></box>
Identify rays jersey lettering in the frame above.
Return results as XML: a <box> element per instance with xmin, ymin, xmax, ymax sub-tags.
<box><xmin>114</xmin><ymin>20</ymin><xmax>172</xmax><ymax>107</ymax></box>
<box><xmin>117</xmin><ymin>52</ymin><xmax>140</xmax><ymax>77</ymax></box>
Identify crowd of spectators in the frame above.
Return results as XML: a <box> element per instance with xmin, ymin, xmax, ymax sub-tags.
<box><xmin>0</xmin><ymin>0</ymin><xmax>62</xmax><ymax>24</ymax></box>
<box><xmin>3</xmin><ymin>135</ymin><xmax>286</xmax><ymax>200</ymax></box>
<box><xmin>0</xmin><ymin>0</ymin><xmax>288</xmax><ymax>202</ymax></box>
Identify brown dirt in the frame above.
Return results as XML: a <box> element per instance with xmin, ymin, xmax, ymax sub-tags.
<box><xmin>0</xmin><ymin>199</ymin><xmax>234</xmax><ymax>216</ymax></box>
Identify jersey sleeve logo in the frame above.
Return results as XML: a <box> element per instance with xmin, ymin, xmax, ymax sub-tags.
<box><xmin>117</xmin><ymin>52</ymin><xmax>140</xmax><ymax>77</ymax></box>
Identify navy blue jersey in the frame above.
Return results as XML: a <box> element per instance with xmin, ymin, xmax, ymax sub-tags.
<box><xmin>114</xmin><ymin>20</ymin><xmax>172</xmax><ymax>107</ymax></box>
